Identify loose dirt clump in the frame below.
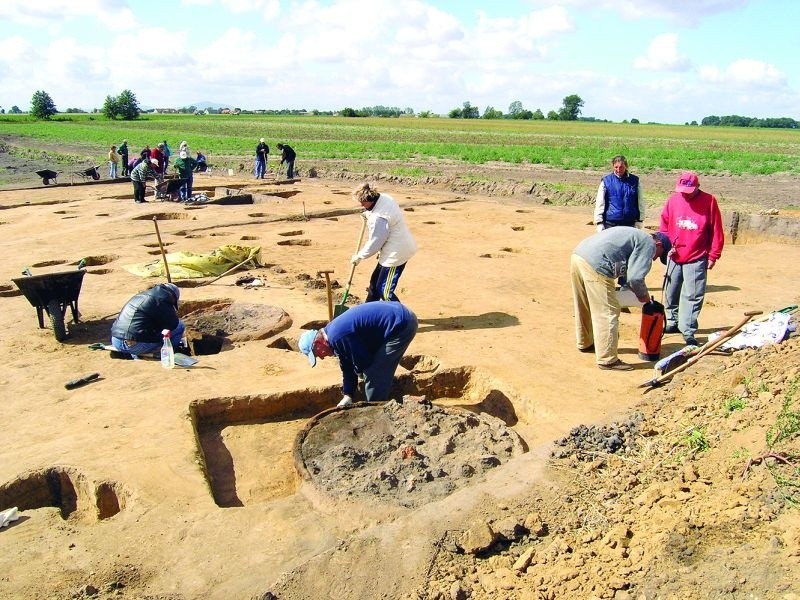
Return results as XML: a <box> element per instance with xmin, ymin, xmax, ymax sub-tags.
<box><xmin>409</xmin><ymin>337</ymin><xmax>800</xmax><ymax>600</ymax></box>
<box><xmin>298</xmin><ymin>398</ymin><xmax>527</xmax><ymax>508</ymax></box>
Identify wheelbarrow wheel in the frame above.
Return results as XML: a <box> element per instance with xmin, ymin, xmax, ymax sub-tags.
<box><xmin>46</xmin><ymin>298</ymin><xmax>67</xmax><ymax>342</ymax></box>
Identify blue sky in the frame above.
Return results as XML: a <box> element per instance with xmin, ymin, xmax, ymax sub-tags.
<box><xmin>0</xmin><ymin>0</ymin><xmax>797</xmax><ymax>124</ymax></box>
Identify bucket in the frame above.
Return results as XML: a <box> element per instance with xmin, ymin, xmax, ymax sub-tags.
<box><xmin>638</xmin><ymin>298</ymin><xmax>665</xmax><ymax>361</ymax></box>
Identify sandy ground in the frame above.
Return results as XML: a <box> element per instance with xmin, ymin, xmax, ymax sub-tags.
<box><xmin>0</xmin><ymin>168</ymin><xmax>799</xmax><ymax>599</ymax></box>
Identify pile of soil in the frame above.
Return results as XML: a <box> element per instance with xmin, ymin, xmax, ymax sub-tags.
<box><xmin>404</xmin><ymin>336</ymin><xmax>800</xmax><ymax>600</ymax></box>
<box><xmin>298</xmin><ymin>399</ymin><xmax>527</xmax><ymax>508</ymax></box>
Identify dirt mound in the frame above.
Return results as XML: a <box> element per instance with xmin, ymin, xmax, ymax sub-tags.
<box><xmin>297</xmin><ymin>398</ymin><xmax>527</xmax><ymax>508</ymax></box>
<box><xmin>410</xmin><ymin>336</ymin><xmax>800</xmax><ymax>599</ymax></box>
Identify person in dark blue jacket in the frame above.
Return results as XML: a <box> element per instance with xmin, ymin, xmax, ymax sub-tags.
<box><xmin>298</xmin><ymin>302</ymin><xmax>418</xmax><ymax>407</ymax></box>
<box><xmin>593</xmin><ymin>155</ymin><xmax>645</xmax><ymax>231</ymax></box>
<box><xmin>110</xmin><ymin>283</ymin><xmax>186</xmax><ymax>358</ymax></box>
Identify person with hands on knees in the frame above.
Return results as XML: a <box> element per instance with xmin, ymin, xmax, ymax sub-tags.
<box><xmin>659</xmin><ymin>171</ymin><xmax>724</xmax><ymax>347</ymax></box>
<box><xmin>298</xmin><ymin>302</ymin><xmax>418</xmax><ymax>408</ymax></box>
<box><xmin>594</xmin><ymin>155</ymin><xmax>644</xmax><ymax>232</ymax></box>
<box><xmin>350</xmin><ymin>182</ymin><xmax>417</xmax><ymax>302</ymax></box>
<box><xmin>570</xmin><ymin>228</ymin><xmax>670</xmax><ymax>371</ymax></box>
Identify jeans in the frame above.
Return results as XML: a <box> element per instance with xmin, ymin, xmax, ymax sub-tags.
<box><xmin>179</xmin><ymin>174</ymin><xmax>194</xmax><ymax>200</ymax></box>
<box><xmin>363</xmin><ymin>315</ymin><xmax>418</xmax><ymax>402</ymax></box>
<box><xmin>664</xmin><ymin>257</ymin><xmax>708</xmax><ymax>340</ymax></box>
<box><xmin>132</xmin><ymin>180</ymin><xmax>146</xmax><ymax>203</ymax></box>
<box><xmin>109</xmin><ymin>161</ymin><xmax>118</xmax><ymax>179</ymax></box>
<box><xmin>111</xmin><ymin>320</ymin><xmax>186</xmax><ymax>357</ymax></box>
<box><xmin>255</xmin><ymin>157</ymin><xmax>266</xmax><ymax>178</ymax></box>
<box><xmin>285</xmin><ymin>160</ymin><xmax>294</xmax><ymax>179</ymax></box>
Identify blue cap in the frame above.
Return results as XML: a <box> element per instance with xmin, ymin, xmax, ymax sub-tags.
<box><xmin>298</xmin><ymin>329</ymin><xmax>318</xmax><ymax>367</ymax></box>
<box><xmin>653</xmin><ymin>232</ymin><xmax>672</xmax><ymax>264</ymax></box>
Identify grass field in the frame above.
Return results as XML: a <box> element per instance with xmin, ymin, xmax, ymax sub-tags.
<box><xmin>1</xmin><ymin>113</ymin><xmax>799</xmax><ymax>176</ymax></box>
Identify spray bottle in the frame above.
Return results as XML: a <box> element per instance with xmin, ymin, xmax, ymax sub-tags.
<box><xmin>161</xmin><ymin>329</ymin><xmax>175</xmax><ymax>369</ymax></box>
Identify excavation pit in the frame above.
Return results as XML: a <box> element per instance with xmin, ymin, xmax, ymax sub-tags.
<box><xmin>181</xmin><ymin>300</ymin><xmax>292</xmax><ymax>354</ymax></box>
<box><xmin>0</xmin><ymin>467</ymin><xmax>126</xmax><ymax>521</ymax></box>
<box><xmin>295</xmin><ymin>398</ymin><xmax>526</xmax><ymax>508</ymax></box>
<box><xmin>190</xmin><ymin>363</ymin><xmax>527</xmax><ymax>508</ymax></box>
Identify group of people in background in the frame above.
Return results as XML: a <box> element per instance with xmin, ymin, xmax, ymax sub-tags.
<box><xmin>572</xmin><ymin>155</ymin><xmax>724</xmax><ymax>371</ymax></box>
<box><xmin>254</xmin><ymin>138</ymin><xmax>296</xmax><ymax>180</ymax></box>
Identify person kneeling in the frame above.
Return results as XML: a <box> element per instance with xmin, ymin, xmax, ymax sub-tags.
<box><xmin>110</xmin><ymin>283</ymin><xmax>186</xmax><ymax>358</ymax></box>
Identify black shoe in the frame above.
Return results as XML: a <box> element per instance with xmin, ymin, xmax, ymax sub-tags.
<box><xmin>110</xmin><ymin>350</ymin><xmax>133</xmax><ymax>360</ymax></box>
<box><xmin>579</xmin><ymin>344</ymin><xmax>595</xmax><ymax>353</ymax></box>
<box><xmin>664</xmin><ymin>324</ymin><xmax>679</xmax><ymax>334</ymax></box>
<box><xmin>685</xmin><ymin>337</ymin><xmax>699</xmax><ymax>347</ymax></box>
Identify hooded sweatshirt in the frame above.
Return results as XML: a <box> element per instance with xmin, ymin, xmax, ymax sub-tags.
<box><xmin>659</xmin><ymin>190</ymin><xmax>724</xmax><ymax>264</ymax></box>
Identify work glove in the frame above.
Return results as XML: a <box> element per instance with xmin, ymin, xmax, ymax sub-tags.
<box><xmin>635</xmin><ymin>221</ymin><xmax>644</xmax><ymax>229</ymax></box>
<box><xmin>337</xmin><ymin>395</ymin><xmax>353</xmax><ymax>408</ymax></box>
<box><xmin>350</xmin><ymin>254</ymin><xmax>362</xmax><ymax>266</ymax></box>
<box><xmin>596</xmin><ymin>224</ymin><xmax>604</xmax><ymax>233</ymax></box>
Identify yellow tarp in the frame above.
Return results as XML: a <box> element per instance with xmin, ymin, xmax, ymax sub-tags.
<box><xmin>124</xmin><ymin>244</ymin><xmax>263</xmax><ymax>279</ymax></box>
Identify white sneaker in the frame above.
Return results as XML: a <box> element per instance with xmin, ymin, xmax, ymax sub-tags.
<box><xmin>337</xmin><ymin>397</ymin><xmax>353</xmax><ymax>408</ymax></box>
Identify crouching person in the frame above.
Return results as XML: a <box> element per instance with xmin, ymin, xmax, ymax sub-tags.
<box><xmin>298</xmin><ymin>302</ymin><xmax>418</xmax><ymax>408</ymax></box>
<box><xmin>111</xmin><ymin>283</ymin><xmax>185</xmax><ymax>358</ymax></box>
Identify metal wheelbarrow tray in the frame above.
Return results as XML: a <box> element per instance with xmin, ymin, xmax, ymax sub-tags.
<box><xmin>75</xmin><ymin>166</ymin><xmax>101</xmax><ymax>182</ymax></box>
<box><xmin>35</xmin><ymin>169</ymin><xmax>59</xmax><ymax>185</ymax></box>
<box><xmin>11</xmin><ymin>269</ymin><xmax>87</xmax><ymax>341</ymax></box>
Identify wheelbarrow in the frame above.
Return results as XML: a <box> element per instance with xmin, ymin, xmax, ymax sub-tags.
<box><xmin>12</xmin><ymin>268</ymin><xmax>87</xmax><ymax>342</ymax></box>
<box><xmin>74</xmin><ymin>165</ymin><xmax>101</xmax><ymax>183</ymax></box>
<box><xmin>36</xmin><ymin>169</ymin><xmax>59</xmax><ymax>185</ymax></box>
<box><xmin>155</xmin><ymin>177</ymin><xmax>188</xmax><ymax>201</ymax></box>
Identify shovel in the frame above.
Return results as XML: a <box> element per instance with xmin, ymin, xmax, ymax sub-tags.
<box><xmin>640</xmin><ymin>310</ymin><xmax>762</xmax><ymax>391</ymax></box>
<box><xmin>334</xmin><ymin>214</ymin><xmax>367</xmax><ymax>318</ymax></box>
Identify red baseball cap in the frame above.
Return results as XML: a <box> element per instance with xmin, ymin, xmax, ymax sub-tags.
<box><xmin>675</xmin><ymin>171</ymin><xmax>699</xmax><ymax>193</ymax></box>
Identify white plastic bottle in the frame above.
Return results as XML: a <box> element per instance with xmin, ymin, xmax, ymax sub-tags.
<box><xmin>161</xmin><ymin>329</ymin><xmax>175</xmax><ymax>369</ymax></box>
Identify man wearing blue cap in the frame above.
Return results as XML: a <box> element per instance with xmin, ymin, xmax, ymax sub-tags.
<box><xmin>570</xmin><ymin>228</ymin><xmax>671</xmax><ymax>371</ymax></box>
<box><xmin>298</xmin><ymin>302</ymin><xmax>418</xmax><ymax>407</ymax></box>
<box><xmin>110</xmin><ymin>283</ymin><xmax>186</xmax><ymax>358</ymax></box>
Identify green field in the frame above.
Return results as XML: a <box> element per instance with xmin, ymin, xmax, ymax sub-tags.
<box><xmin>1</xmin><ymin>113</ymin><xmax>799</xmax><ymax>176</ymax></box>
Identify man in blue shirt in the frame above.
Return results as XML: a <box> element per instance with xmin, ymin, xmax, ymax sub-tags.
<box><xmin>299</xmin><ymin>302</ymin><xmax>418</xmax><ymax>407</ymax></box>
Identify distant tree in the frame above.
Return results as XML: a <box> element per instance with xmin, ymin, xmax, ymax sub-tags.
<box><xmin>518</xmin><ymin>109</ymin><xmax>533</xmax><ymax>120</ymax></box>
<box><xmin>546</xmin><ymin>110</ymin><xmax>559</xmax><ymax>120</ymax></box>
<box><xmin>508</xmin><ymin>100</ymin><xmax>524</xmax><ymax>118</ymax></box>
<box><xmin>30</xmin><ymin>90</ymin><xmax>57</xmax><ymax>119</ymax></box>
<box><xmin>482</xmin><ymin>106</ymin><xmax>502</xmax><ymax>119</ymax></box>
<box><xmin>103</xmin><ymin>89</ymin><xmax>140</xmax><ymax>120</ymax></box>
<box><xmin>448</xmin><ymin>107</ymin><xmax>462</xmax><ymax>118</ymax></box>
<box><xmin>404</xmin><ymin>107</ymin><xmax>414</xmax><ymax>115</ymax></box>
<box><xmin>418</xmin><ymin>111</ymin><xmax>433</xmax><ymax>118</ymax></box>
<box><xmin>630</xmin><ymin>118</ymin><xmax>640</xmax><ymax>124</ymax></box>
<box><xmin>10</xmin><ymin>105</ymin><xmax>22</xmax><ymax>114</ymax></box>
<box><xmin>690</xmin><ymin>120</ymin><xmax>698</xmax><ymax>126</ymax></box>
<box><xmin>341</xmin><ymin>107</ymin><xmax>358</xmax><ymax>117</ymax></box>
<box><xmin>102</xmin><ymin>95</ymin><xmax>120</xmax><ymax>119</ymax></box>
<box><xmin>701</xmin><ymin>115</ymin><xmax>720</xmax><ymax>126</ymax></box>
<box><xmin>532</xmin><ymin>109</ymin><xmax>544</xmax><ymax>120</ymax></box>
<box><xmin>558</xmin><ymin>94</ymin><xmax>584</xmax><ymax>121</ymax></box>
<box><xmin>0</xmin><ymin>106</ymin><xmax>4</xmax><ymax>114</ymax></box>
<box><xmin>461</xmin><ymin>101</ymin><xmax>479</xmax><ymax>119</ymax></box>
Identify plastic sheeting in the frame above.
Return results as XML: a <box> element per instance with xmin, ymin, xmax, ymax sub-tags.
<box><xmin>124</xmin><ymin>244</ymin><xmax>263</xmax><ymax>279</ymax></box>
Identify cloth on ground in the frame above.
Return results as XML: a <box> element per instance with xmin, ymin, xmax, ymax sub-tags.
<box><xmin>713</xmin><ymin>312</ymin><xmax>792</xmax><ymax>350</ymax></box>
<box><xmin>124</xmin><ymin>244</ymin><xmax>263</xmax><ymax>280</ymax></box>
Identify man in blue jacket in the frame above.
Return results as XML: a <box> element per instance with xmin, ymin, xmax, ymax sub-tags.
<box><xmin>298</xmin><ymin>302</ymin><xmax>418</xmax><ymax>407</ymax></box>
<box><xmin>110</xmin><ymin>283</ymin><xmax>186</xmax><ymax>358</ymax></box>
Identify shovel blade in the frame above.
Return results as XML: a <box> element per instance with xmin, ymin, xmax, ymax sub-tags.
<box><xmin>333</xmin><ymin>304</ymin><xmax>349</xmax><ymax>318</ymax></box>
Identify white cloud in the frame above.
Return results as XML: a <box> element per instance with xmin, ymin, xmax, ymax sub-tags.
<box><xmin>633</xmin><ymin>33</ymin><xmax>690</xmax><ymax>72</ymax></box>
<box><xmin>0</xmin><ymin>0</ymin><xmax>136</xmax><ymax>31</ymax></box>
<box><xmin>526</xmin><ymin>0</ymin><xmax>748</xmax><ymax>25</ymax></box>
<box><xmin>698</xmin><ymin>59</ymin><xmax>786</xmax><ymax>88</ymax></box>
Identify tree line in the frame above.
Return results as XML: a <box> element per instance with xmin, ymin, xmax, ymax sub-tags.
<box><xmin>700</xmin><ymin>115</ymin><xmax>797</xmax><ymax>129</ymax></box>
<box><xmin>447</xmin><ymin>95</ymin><xmax>585</xmax><ymax>121</ymax></box>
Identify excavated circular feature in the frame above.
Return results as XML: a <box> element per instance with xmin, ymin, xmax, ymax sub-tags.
<box><xmin>183</xmin><ymin>302</ymin><xmax>291</xmax><ymax>344</ymax></box>
<box><xmin>295</xmin><ymin>398</ymin><xmax>526</xmax><ymax>508</ymax></box>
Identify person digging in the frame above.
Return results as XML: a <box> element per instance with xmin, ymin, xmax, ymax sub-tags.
<box><xmin>298</xmin><ymin>301</ymin><xmax>418</xmax><ymax>407</ymax></box>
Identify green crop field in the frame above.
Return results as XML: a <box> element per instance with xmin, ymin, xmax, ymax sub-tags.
<box><xmin>1</xmin><ymin>113</ymin><xmax>799</xmax><ymax>176</ymax></box>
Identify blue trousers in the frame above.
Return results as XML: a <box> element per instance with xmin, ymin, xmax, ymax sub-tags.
<box><xmin>363</xmin><ymin>315</ymin><xmax>418</xmax><ymax>402</ymax></box>
<box><xmin>664</xmin><ymin>257</ymin><xmax>708</xmax><ymax>340</ymax></box>
<box><xmin>111</xmin><ymin>320</ymin><xmax>186</xmax><ymax>357</ymax></box>
<box><xmin>255</xmin><ymin>157</ymin><xmax>266</xmax><ymax>178</ymax></box>
<box><xmin>366</xmin><ymin>262</ymin><xmax>407</xmax><ymax>302</ymax></box>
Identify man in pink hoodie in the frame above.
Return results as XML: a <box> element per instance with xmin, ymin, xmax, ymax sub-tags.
<box><xmin>659</xmin><ymin>171</ymin><xmax>725</xmax><ymax>346</ymax></box>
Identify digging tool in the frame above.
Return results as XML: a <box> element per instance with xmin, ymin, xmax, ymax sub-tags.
<box><xmin>152</xmin><ymin>217</ymin><xmax>172</xmax><ymax>283</ymax></box>
<box><xmin>317</xmin><ymin>269</ymin><xmax>335</xmax><ymax>321</ymax></box>
<box><xmin>334</xmin><ymin>214</ymin><xmax>367</xmax><ymax>318</ymax></box>
<box><xmin>640</xmin><ymin>310</ymin><xmax>762</xmax><ymax>391</ymax></box>
<box><xmin>201</xmin><ymin>256</ymin><xmax>256</xmax><ymax>286</ymax></box>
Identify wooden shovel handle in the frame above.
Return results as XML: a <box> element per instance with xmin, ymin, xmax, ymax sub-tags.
<box><xmin>152</xmin><ymin>217</ymin><xmax>172</xmax><ymax>283</ymax></box>
<box><xmin>340</xmin><ymin>215</ymin><xmax>368</xmax><ymax>304</ymax></box>
<box><xmin>643</xmin><ymin>310</ymin><xmax>762</xmax><ymax>389</ymax></box>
